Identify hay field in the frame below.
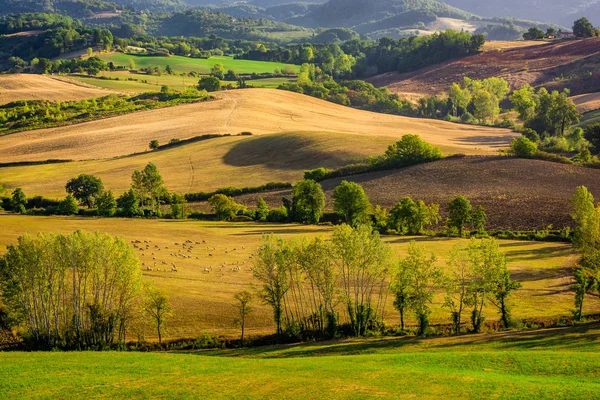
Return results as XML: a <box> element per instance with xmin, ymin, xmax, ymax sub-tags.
<box><xmin>0</xmin><ymin>132</ymin><xmax>395</xmax><ymax>197</ymax></box>
<box><xmin>0</xmin><ymin>88</ymin><xmax>516</xmax><ymax>164</ymax></box>
<box><xmin>0</xmin><ymin>74</ymin><xmax>111</xmax><ymax>105</ymax></box>
<box><xmin>0</xmin><ymin>214</ymin><xmax>585</xmax><ymax>340</ymax></box>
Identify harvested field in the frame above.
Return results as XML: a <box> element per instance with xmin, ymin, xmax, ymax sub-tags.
<box><xmin>369</xmin><ymin>38</ymin><xmax>600</xmax><ymax>99</ymax></box>
<box><xmin>233</xmin><ymin>156</ymin><xmax>600</xmax><ymax>230</ymax></box>
<box><xmin>572</xmin><ymin>92</ymin><xmax>600</xmax><ymax>113</ymax></box>
<box><xmin>0</xmin><ymin>214</ymin><xmax>583</xmax><ymax>339</ymax></box>
<box><xmin>0</xmin><ymin>74</ymin><xmax>111</xmax><ymax>105</ymax></box>
<box><xmin>0</xmin><ymin>132</ymin><xmax>396</xmax><ymax>197</ymax></box>
<box><xmin>0</xmin><ymin>88</ymin><xmax>515</xmax><ymax>163</ymax></box>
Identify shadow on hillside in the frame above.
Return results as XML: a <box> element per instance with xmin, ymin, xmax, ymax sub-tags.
<box><xmin>222</xmin><ymin>134</ymin><xmax>358</xmax><ymax>170</ymax></box>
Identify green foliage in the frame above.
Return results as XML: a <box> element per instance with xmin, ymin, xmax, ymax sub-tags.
<box><xmin>304</xmin><ymin>167</ymin><xmax>333</xmax><ymax>182</ymax></box>
<box><xmin>383</xmin><ymin>134</ymin><xmax>443</xmax><ymax>167</ymax></box>
<box><xmin>65</xmin><ymin>174</ymin><xmax>104</xmax><ymax>208</ymax></box>
<box><xmin>332</xmin><ymin>181</ymin><xmax>372</xmax><ymax>227</ymax></box>
<box><xmin>583</xmin><ymin>123</ymin><xmax>600</xmax><ymax>152</ymax></box>
<box><xmin>57</xmin><ymin>194</ymin><xmax>79</xmax><ymax>216</ymax></box>
<box><xmin>149</xmin><ymin>140</ymin><xmax>160</xmax><ymax>150</ymax></box>
<box><xmin>208</xmin><ymin>194</ymin><xmax>245</xmax><ymax>221</ymax></box>
<box><xmin>255</xmin><ymin>197</ymin><xmax>270</xmax><ymax>222</ymax></box>
<box><xmin>197</xmin><ymin>76</ymin><xmax>221</xmax><ymax>92</ymax></box>
<box><xmin>96</xmin><ymin>191</ymin><xmax>117</xmax><ymax>217</ymax></box>
<box><xmin>522</xmin><ymin>27</ymin><xmax>545</xmax><ymax>40</ymax></box>
<box><xmin>511</xmin><ymin>137</ymin><xmax>538</xmax><ymax>158</ymax></box>
<box><xmin>388</xmin><ymin>197</ymin><xmax>440</xmax><ymax>235</ymax></box>
<box><xmin>117</xmin><ymin>189</ymin><xmax>141</xmax><ymax>217</ymax></box>
<box><xmin>291</xmin><ymin>180</ymin><xmax>325</xmax><ymax>224</ymax></box>
<box><xmin>10</xmin><ymin>188</ymin><xmax>27</xmax><ymax>213</ymax></box>
<box><xmin>448</xmin><ymin>196</ymin><xmax>472</xmax><ymax>237</ymax></box>
<box><xmin>573</xmin><ymin>17</ymin><xmax>596</xmax><ymax>38</ymax></box>
<box><xmin>131</xmin><ymin>162</ymin><xmax>166</xmax><ymax>216</ymax></box>
<box><xmin>0</xmin><ymin>91</ymin><xmax>211</xmax><ymax>136</ymax></box>
<box><xmin>471</xmin><ymin>205</ymin><xmax>487</xmax><ymax>234</ymax></box>
<box><xmin>0</xmin><ymin>231</ymin><xmax>142</xmax><ymax>349</ymax></box>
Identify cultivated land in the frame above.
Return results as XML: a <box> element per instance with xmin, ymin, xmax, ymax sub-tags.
<box><xmin>0</xmin><ymin>88</ymin><xmax>516</xmax><ymax>165</ymax></box>
<box><xmin>0</xmin><ymin>214</ymin><xmax>588</xmax><ymax>340</ymax></box>
<box><xmin>369</xmin><ymin>37</ymin><xmax>600</xmax><ymax>99</ymax></box>
<box><xmin>0</xmin><ymin>132</ymin><xmax>396</xmax><ymax>197</ymax></box>
<box><xmin>66</xmin><ymin>71</ymin><xmax>298</xmax><ymax>92</ymax></box>
<box><xmin>0</xmin><ymin>74</ymin><xmax>111</xmax><ymax>105</ymax></box>
<box><xmin>98</xmin><ymin>54</ymin><xmax>301</xmax><ymax>75</ymax></box>
<box><xmin>2</xmin><ymin>324</ymin><xmax>600</xmax><ymax>400</ymax></box>
<box><xmin>234</xmin><ymin>156</ymin><xmax>600</xmax><ymax>230</ymax></box>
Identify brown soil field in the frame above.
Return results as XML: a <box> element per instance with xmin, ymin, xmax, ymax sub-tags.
<box><xmin>232</xmin><ymin>156</ymin><xmax>600</xmax><ymax>230</ymax></box>
<box><xmin>572</xmin><ymin>92</ymin><xmax>600</xmax><ymax>113</ymax></box>
<box><xmin>0</xmin><ymin>88</ymin><xmax>516</xmax><ymax>163</ymax></box>
<box><xmin>369</xmin><ymin>38</ymin><xmax>600</xmax><ymax>99</ymax></box>
<box><xmin>0</xmin><ymin>74</ymin><xmax>111</xmax><ymax>105</ymax></box>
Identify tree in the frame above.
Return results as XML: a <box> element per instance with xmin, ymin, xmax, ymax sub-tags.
<box><xmin>144</xmin><ymin>286</ymin><xmax>171</xmax><ymax>345</ymax></box>
<box><xmin>0</xmin><ymin>231</ymin><xmax>141</xmax><ymax>349</ymax></box>
<box><xmin>253</xmin><ymin>234</ymin><xmax>289</xmax><ymax>337</ymax></box>
<box><xmin>208</xmin><ymin>194</ymin><xmax>244</xmax><ymax>220</ymax></box>
<box><xmin>128</xmin><ymin>58</ymin><xmax>136</xmax><ymax>70</ymax></box>
<box><xmin>573</xmin><ymin>18</ymin><xmax>595</xmax><ymax>38</ymax></box>
<box><xmin>332</xmin><ymin>225</ymin><xmax>392</xmax><ymax>336</ymax></box>
<box><xmin>388</xmin><ymin>197</ymin><xmax>440</xmax><ymax>235</ymax></box>
<box><xmin>96</xmin><ymin>190</ymin><xmax>117</xmax><ymax>217</ymax></box>
<box><xmin>549</xmin><ymin>90</ymin><xmax>580</xmax><ymax>136</ymax></box>
<box><xmin>510</xmin><ymin>84</ymin><xmax>537</xmax><ymax>121</ymax></box>
<box><xmin>117</xmin><ymin>189</ymin><xmax>140</xmax><ymax>217</ymax></box>
<box><xmin>391</xmin><ymin>258</ymin><xmax>413</xmax><ymax>331</ymax></box>
<box><xmin>448</xmin><ymin>196</ymin><xmax>472</xmax><ymax>236</ymax></box>
<box><xmin>11</xmin><ymin>188</ymin><xmax>27</xmax><ymax>214</ymax></box>
<box><xmin>165</xmin><ymin>64</ymin><xmax>173</xmax><ymax>75</ymax></box>
<box><xmin>234</xmin><ymin>291</ymin><xmax>253</xmax><ymax>347</ymax></box>
<box><xmin>170</xmin><ymin>193</ymin><xmax>186</xmax><ymax>219</ymax></box>
<box><xmin>511</xmin><ymin>136</ymin><xmax>538</xmax><ymax>158</ymax></box>
<box><xmin>444</xmin><ymin>244</ymin><xmax>470</xmax><ymax>334</ymax></box>
<box><xmin>333</xmin><ymin>181</ymin><xmax>372</xmax><ymax>227</ymax></box>
<box><xmin>523</xmin><ymin>27</ymin><xmax>545</xmax><ymax>40</ymax></box>
<box><xmin>291</xmin><ymin>180</ymin><xmax>325</xmax><ymax>224</ymax></box>
<box><xmin>546</xmin><ymin>27</ymin><xmax>556</xmax><ymax>38</ymax></box>
<box><xmin>384</xmin><ymin>135</ymin><xmax>443</xmax><ymax>166</ymax></box>
<box><xmin>197</xmin><ymin>76</ymin><xmax>221</xmax><ymax>92</ymax></box>
<box><xmin>149</xmin><ymin>140</ymin><xmax>159</xmax><ymax>150</ymax></box>
<box><xmin>472</xmin><ymin>89</ymin><xmax>499</xmax><ymax>124</ymax></box>
<box><xmin>583</xmin><ymin>123</ymin><xmax>600</xmax><ymax>152</ymax></box>
<box><xmin>400</xmin><ymin>242</ymin><xmax>441</xmax><ymax>335</ymax></box>
<box><xmin>210</xmin><ymin>63</ymin><xmax>225</xmax><ymax>79</ymax></box>
<box><xmin>448</xmin><ymin>82</ymin><xmax>471</xmax><ymax>117</ymax></box>
<box><xmin>471</xmin><ymin>205</ymin><xmax>487</xmax><ymax>233</ymax></box>
<box><xmin>465</xmin><ymin>239</ymin><xmax>506</xmax><ymax>333</ymax></box>
<box><xmin>255</xmin><ymin>197</ymin><xmax>269</xmax><ymax>222</ymax></box>
<box><xmin>66</xmin><ymin>174</ymin><xmax>104</xmax><ymax>208</ymax></box>
<box><xmin>491</xmin><ymin>269</ymin><xmax>521</xmax><ymax>329</ymax></box>
<box><xmin>131</xmin><ymin>163</ymin><xmax>164</xmax><ymax>216</ymax></box>
<box><xmin>57</xmin><ymin>194</ymin><xmax>78</xmax><ymax>215</ymax></box>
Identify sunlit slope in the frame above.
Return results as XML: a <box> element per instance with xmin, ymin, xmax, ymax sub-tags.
<box><xmin>0</xmin><ymin>74</ymin><xmax>111</xmax><ymax>105</ymax></box>
<box><xmin>0</xmin><ymin>89</ymin><xmax>516</xmax><ymax>163</ymax></box>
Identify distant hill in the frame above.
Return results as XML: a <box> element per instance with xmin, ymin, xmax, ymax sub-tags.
<box><xmin>443</xmin><ymin>0</ymin><xmax>600</xmax><ymax>26</ymax></box>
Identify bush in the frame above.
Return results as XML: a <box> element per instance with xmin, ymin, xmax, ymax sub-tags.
<box><xmin>511</xmin><ymin>137</ymin><xmax>538</xmax><ymax>158</ymax></box>
<box><xmin>304</xmin><ymin>167</ymin><xmax>333</xmax><ymax>182</ymax></box>
<box><xmin>197</xmin><ymin>76</ymin><xmax>221</xmax><ymax>92</ymax></box>
<box><xmin>266</xmin><ymin>206</ymin><xmax>288</xmax><ymax>223</ymax></box>
<box><xmin>460</xmin><ymin>112</ymin><xmax>476</xmax><ymax>124</ymax></box>
<box><xmin>521</xmin><ymin>128</ymin><xmax>540</xmax><ymax>143</ymax></box>
<box><xmin>541</xmin><ymin>137</ymin><xmax>569</xmax><ymax>153</ymax></box>
<box><xmin>383</xmin><ymin>134</ymin><xmax>443</xmax><ymax>167</ymax></box>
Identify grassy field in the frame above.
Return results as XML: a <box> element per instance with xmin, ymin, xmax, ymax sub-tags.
<box><xmin>1</xmin><ymin>324</ymin><xmax>599</xmax><ymax>399</ymax></box>
<box><xmin>0</xmin><ymin>214</ymin><xmax>588</xmax><ymax>340</ymax></box>
<box><xmin>0</xmin><ymin>74</ymin><xmax>110</xmax><ymax>105</ymax></box>
<box><xmin>66</xmin><ymin>71</ymin><xmax>298</xmax><ymax>92</ymax></box>
<box><xmin>98</xmin><ymin>54</ymin><xmax>300</xmax><ymax>75</ymax></box>
<box><xmin>0</xmin><ymin>88</ymin><xmax>516</xmax><ymax>164</ymax></box>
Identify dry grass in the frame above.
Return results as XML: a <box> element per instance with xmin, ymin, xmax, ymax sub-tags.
<box><xmin>0</xmin><ymin>132</ymin><xmax>396</xmax><ymax>197</ymax></box>
<box><xmin>572</xmin><ymin>92</ymin><xmax>600</xmax><ymax>113</ymax></box>
<box><xmin>0</xmin><ymin>88</ymin><xmax>516</xmax><ymax>164</ymax></box>
<box><xmin>0</xmin><ymin>214</ymin><xmax>588</xmax><ymax>340</ymax></box>
<box><xmin>0</xmin><ymin>74</ymin><xmax>111</xmax><ymax>105</ymax></box>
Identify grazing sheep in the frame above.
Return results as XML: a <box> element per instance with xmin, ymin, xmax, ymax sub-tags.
<box><xmin>203</xmin><ymin>268</ymin><xmax>210</xmax><ymax>273</ymax></box>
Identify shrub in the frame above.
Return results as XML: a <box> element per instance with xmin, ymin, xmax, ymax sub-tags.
<box><xmin>460</xmin><ymin>112</ymin><xmax>476</xmax><ymax>124</ymax></box>
<box><xmin>511</xmin><ymin>137</ymin><xmax>537</xmax><ymax>158</ymax></box>
<box><xmin>304</xmin><ymin>167</ymin><xmax>333</xmax><ymax>182</ymax></box>
<box><xmin>521</xmin><ymin>128</ymin><xmax>540</xmax><ymax>143</ymax></box>
<box><xmin>541</xmin><ymin>137</ymin><xmax>569</xmax><ymax>153</ymax></box>
<box><xmin>383</xmin><ymin>134</ymin><xmax>443</xmax><ymax>167</ymax></box>
<box><xmin>197</xmin><ymin>76</ymin><xmax>221</xmax><ymax>92</ymax></box>
<box><xmin>208</xmin><ymin>194</ymin><xmax>245</xmax><ymax>221</ymax></box>
<box><xmin>266</xmin><ymin>206</ymin><xmax>288</xmax><ymax>223</ymax></box>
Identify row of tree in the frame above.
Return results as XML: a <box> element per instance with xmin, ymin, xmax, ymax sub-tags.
<box><xmin>253</xmin><ymin>224</ymin><xmax>519</xmax><ymax>339</ymax></box>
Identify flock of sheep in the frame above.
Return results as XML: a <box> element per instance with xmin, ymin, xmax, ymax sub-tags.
<box><xmin>131</xmin><ymin>239</ymin><xmax>255</xmax><ymax>276</ymax></box>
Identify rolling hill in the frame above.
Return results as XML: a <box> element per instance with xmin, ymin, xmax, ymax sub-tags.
<box><xmin>0</xmin><ymin>86</ymin><xmax>515</xmax><ymax>165</ymax></box>
<box><xmin>0</xmin><ymin>74</ymin><xmax>111</xmax><ymax>105</ymax></box>
<box><xmin>233</xmin><ymin>156</ymin><xmax>600</xmax><ymax>230</ymax></box>
<box><xmin>368</xmin><ymin>37</ymin><xmax>600</xmax><ymax>99</ymax></box>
